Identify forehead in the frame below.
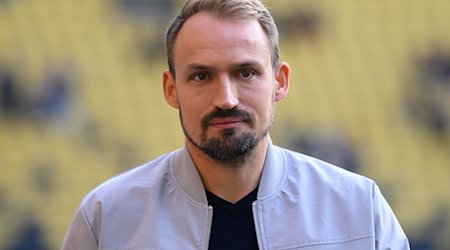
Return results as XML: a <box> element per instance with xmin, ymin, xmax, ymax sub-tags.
<box><xmin>173</xmin><ymin>12</ymin><xmax>271</xmax><ymax>70</ymax></box>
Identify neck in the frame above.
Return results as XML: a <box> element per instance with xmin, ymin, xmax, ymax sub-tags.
<box><xmin>186</xmin><ymin>136</ymin><xmax>270</xmax><ymax>204</ymax></box>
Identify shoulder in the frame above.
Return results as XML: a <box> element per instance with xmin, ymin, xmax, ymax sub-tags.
<box><xmin>276</xmin><ymin>146</ymin><xmax>375</xmax><ymax>195</ymax></box>
<box><xmin>80</xmin><ymin>150</ymin><xmax>176</xmax><ymax>207</ymax></box>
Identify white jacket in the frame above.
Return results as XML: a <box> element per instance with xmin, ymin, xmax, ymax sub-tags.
<box><xmin>62</xmin><ymin>142</ymin><xmax>410</xmax><ymax>249</ymax></box>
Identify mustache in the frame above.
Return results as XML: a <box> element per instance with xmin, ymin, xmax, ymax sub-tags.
<box><xmin>201</xmin><ymin>107</ymin><xmax>255</xmax><ymax>131</ymax></box>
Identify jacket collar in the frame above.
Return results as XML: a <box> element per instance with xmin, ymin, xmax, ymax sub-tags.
<box><xmin>171</xmin><ymin>140</ymin><xmax>287</xmax><ymax>204</ymax></box>
<box><xmin>257</xmin><ymin>142</ymin><xmax>287</xmax><ymax>200</ymax></box>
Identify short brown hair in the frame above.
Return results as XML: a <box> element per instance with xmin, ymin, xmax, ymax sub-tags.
<box><xmin>165</xmin><ymin>0</ymin><xmax>279</xmax><ymax>77</ymax></box>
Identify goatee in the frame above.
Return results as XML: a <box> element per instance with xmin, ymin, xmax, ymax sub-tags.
<box><xmin>180</xmin><ymin>107</ymin><xmax>270</xmax><ymax>167</ymax></box>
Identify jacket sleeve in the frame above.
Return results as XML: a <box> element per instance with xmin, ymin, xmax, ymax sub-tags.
<box><xmin>372</xmin><ymin>183</ymin><xmax>410</xmax><ymax>250</ymax></box>
<box><xmin>61</xmin><ymin>206</ymin><xmax>98</xmax><ymax>250</ymax></box>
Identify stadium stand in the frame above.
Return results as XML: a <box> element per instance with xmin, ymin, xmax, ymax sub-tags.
<box><xmin>0</xmin><ymin>0</ymin><xmax>449</xmax><ymax>249</ymax></box>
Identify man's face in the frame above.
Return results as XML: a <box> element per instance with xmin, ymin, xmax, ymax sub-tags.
<box><xmin>163</xmin><ymin>12</ymin><xmax>288</xmax><ymax>165</ymax></box>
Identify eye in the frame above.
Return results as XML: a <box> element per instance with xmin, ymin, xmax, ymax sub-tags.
<box><xmin>193</xmin><ymin>72</ymin><xmax>208</xmax><ymax>81</ymax></box>
<box><xmin>240</xmin><ymin>69</ymin><xmax>255</xmax><ymax>79</ymax></box>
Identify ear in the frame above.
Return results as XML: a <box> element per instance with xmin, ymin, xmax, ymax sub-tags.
<box><xmin>162</xmin><ymin>70</ymin><xmax>180</xmax><ymax>109</ymax></box>
<box><xmin>274</xmin><ymin>62</ymin><xmax>290</xmax><ymax>102</ymax></box>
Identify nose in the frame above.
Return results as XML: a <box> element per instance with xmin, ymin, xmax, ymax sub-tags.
<box><xmin>213</xmin><ymin>75</ymin><xmax>239</xmax><ymax>110</ymax></box>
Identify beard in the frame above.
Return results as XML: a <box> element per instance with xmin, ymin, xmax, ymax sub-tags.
<box><xmin>180</xmin><ymin>107</ymin><xmax>272</xmax><ymax>167</ymax></box>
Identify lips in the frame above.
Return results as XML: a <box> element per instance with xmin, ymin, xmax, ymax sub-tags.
<box><xmin>208</xmin><ymin>117</ymin><xmax>245</xmax><ymax>129</ymax></box>
<box><xmin>209</xmin><ymin>117</ymin><xmax>244</xmax><ymax>125</ymax></box>
<box><xmin>201</xmin><ymin>108</ymin><xmax>255</xmax><ymax>131</ymax></box>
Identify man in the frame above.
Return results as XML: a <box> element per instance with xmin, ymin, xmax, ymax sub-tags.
<box><xmin>62</xmin><ymin>0</ymin><xmax>410</xmax><ymax>249</ymax></box>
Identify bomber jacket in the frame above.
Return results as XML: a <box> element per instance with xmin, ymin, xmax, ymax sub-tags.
<box><xmin>62</xmin><ymin>142</ymin><xmax>410</xmax><ymax>249</ymax></box>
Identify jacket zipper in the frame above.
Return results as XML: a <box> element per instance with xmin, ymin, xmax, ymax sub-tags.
<box><xmin>205</xmin><ymin>205</ymin><xmax>213</xmax><ymax>249</ymax></box>
<box><xmin>252</xmin><ymin>201</ymin><xmax>264</xmax><ymax>250</ymax></box>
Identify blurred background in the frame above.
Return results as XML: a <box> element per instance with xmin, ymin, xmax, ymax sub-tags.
<box><xmin>0</xmin><ymin>0</ymin><xmax>449</xmax><ymax>249</ymax></box>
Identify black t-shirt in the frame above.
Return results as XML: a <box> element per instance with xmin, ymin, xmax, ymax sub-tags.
<box><xmin>206</xmin><ymin>188</ymin><xmax>259</xmax><ymax>250</ymax></box>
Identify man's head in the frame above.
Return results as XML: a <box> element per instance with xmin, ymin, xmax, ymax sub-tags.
<box><xmin>162</xmin><ymin>0</ymin><xmax>289</xmax><ymax>166</ymax></box>
<box><xmin>166</xmin><ymin>0</ymin><xmax>280</xmax><ymax>77</ymax></box>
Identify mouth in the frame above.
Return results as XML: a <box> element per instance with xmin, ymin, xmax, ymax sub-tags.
<box><xmin>208</xmin><ymin>117</ymin><xmax>246</xmax><ymax>129</ymax></box>
<box><xmin>201</xmin><ymin>108</ymin><xmax>254</xmax><ymax>132</ymax></box>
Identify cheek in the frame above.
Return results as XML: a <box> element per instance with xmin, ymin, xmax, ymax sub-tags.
<box><xmin>244</xmin><ymin>97</ymin><xmax>273</xmax><ymax>127</ymax></box>
<box><xmin>260</xmin><ymin>101</ymin><xmax>275</xmax><ymax>122</ymax></box>
<box><xmin>178</xmin><ymin>100</ymin><xmax>206</xmax><ymax>134</ymax></box>
<box><xmin>180</xmin><ymin>106</ymin><xmax>198</xmax><ymax>125</ymax></box>
<box><xmin>177</xmin><ymin>86</ymin><xmax>212</xmax><ymax>109</ymax></box>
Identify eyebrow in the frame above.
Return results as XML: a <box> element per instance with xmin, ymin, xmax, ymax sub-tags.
<box><xmin>186</xmin><ymin>60</ymin><xmax>263</xmax><ymax>72</ymax></box>
<box><xmin>186</xmin><ymin>63</ymin><xmax>212</xmax><ymax>71</ymax></box>
<box><xmin>235</xmin><ymin>60</ymin><xmax>263</xmax><ymax>69</ymax></box>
